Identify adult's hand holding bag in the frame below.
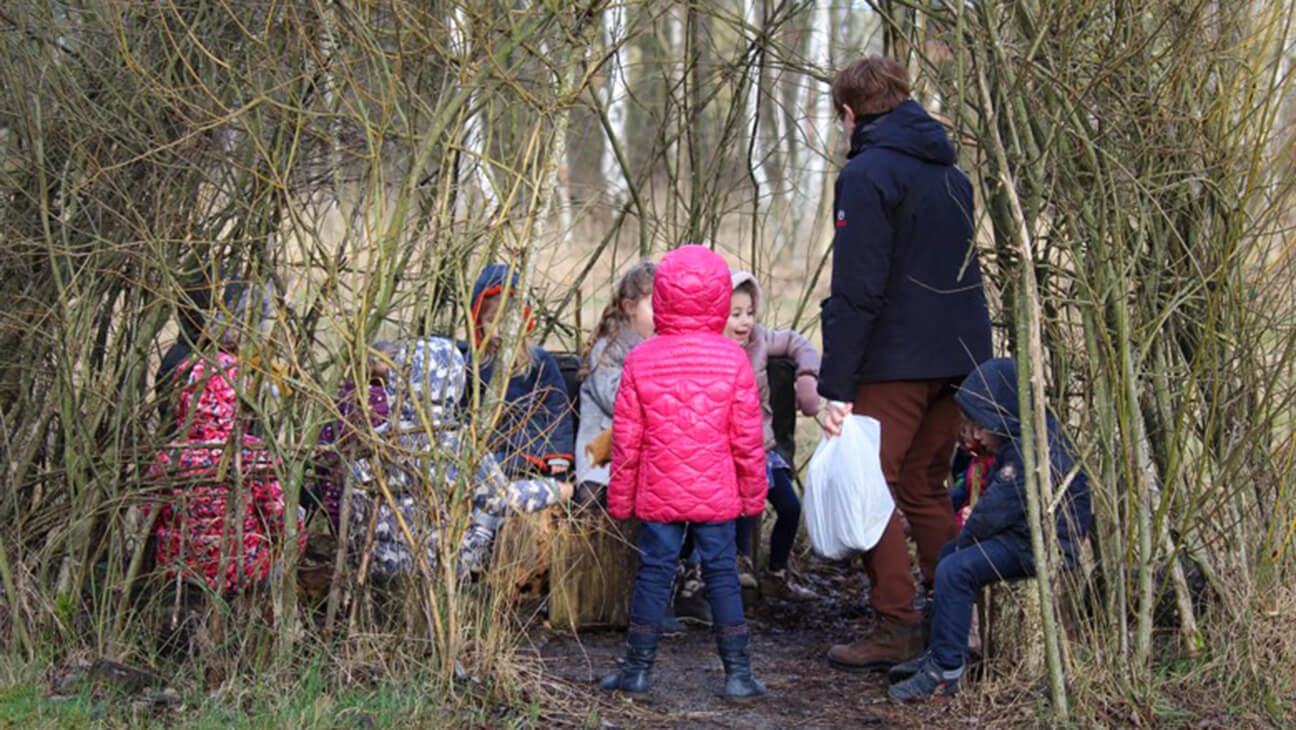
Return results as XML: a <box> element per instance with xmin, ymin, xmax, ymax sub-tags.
<box><xmin>803</xmin><ymin>415</ymin><xmax>894</xmax><ymax>559</ymax></box>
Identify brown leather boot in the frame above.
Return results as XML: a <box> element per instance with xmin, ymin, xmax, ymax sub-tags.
<box><xmin>826</xmin><ymin>619</ymin><xmax>924</xmax><ymax>672</ymax></box>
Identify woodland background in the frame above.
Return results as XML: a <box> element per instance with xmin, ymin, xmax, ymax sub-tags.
<box><xmin>1</xmin><ymin>1</ymin><xmax>1294</xmax><ymax>726</ymax></box>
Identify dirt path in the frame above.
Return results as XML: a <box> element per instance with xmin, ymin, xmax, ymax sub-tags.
<box><xmin>527</xmin><ymin>560</ymin><xmax>962</xmax><ymax>729</ymax></box>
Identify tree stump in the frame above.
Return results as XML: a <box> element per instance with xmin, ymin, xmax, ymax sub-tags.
<box><xmin>494</xmin><ymin>509</ymin><xmax>640</xmax><ymax>630</ymax></box>
<box><xmin>982</xmin><ymin>542</ymin><xmax>1095</xmax><ymax>679</ymax></box>
<box><xmin>492</xmin><ymin>510</ymin><xmax>557</xmax><ymax>600</ymax></box>
<box><xmin>982</xmin><ymin>578</ymin><xmax>1045</xmax><ymax>679</ymax></box>
<box><xmin>547</xmin><ymin>512</ymin><xmax>639</xmax><ymax>631</ymax></box>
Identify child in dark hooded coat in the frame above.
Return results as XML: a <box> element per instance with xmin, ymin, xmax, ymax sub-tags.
<box><xmin>887</xmin><ymin>357</ymin><xmax>1092</xmax><ymax>703</ymax></box>
<box><xmin>462</xmin><ymin>264</ymin><xmax>574</xmax><ymax>477</ymax></box>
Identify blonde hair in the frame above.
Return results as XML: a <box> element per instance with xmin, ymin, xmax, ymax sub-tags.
<box><xmin>584</xmin><ymin>260</ymin><xmax>656</xmax><ymax>370</ymax></box>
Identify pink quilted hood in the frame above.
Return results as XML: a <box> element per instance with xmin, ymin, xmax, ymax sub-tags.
<box><xmin>651</xmin><ymin>247</ymin><xmax>731</xmax><ymax>336</ymax></box>
<box><xmin>607</xmin><ymin>246</ymin><xmax>768</xmax><ymax>523</ymax></box>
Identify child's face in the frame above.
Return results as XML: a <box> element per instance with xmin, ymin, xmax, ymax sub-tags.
<box><xmin>623</xmin><ymin>294</ymin><xmax>655</xmax><ymax>338</ymax></box>
<box><xmin>366</xmin><ymin>343</ymin><xmax>400</xmax><ymax>385</ymax></box>
<box><xmin>960</xmin><ymin>412</ymin><xmax>1003</xmax><ymax>454</ymax></box>
<box><xmin>724</xmin><ymin>290</ymin><xmax>756</xmax><ymax>346</ymax></box>
<box><xmin>475</xmin><ymin>294</ymin><xmax>503</xmax><ymax>355</ymax></box>
<box><xmin>957</xmin><ymin>419</ymin><xmax>980</xmax><ymax>454</ymax></box>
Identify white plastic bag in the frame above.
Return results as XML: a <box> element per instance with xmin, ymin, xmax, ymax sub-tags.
<box><xmin>803</xmin><ymin>415</ymin><xmax>894</xmax><ymax>559</ymax></box>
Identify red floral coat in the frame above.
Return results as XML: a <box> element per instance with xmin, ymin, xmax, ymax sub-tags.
<box><xmin>148</xmin><ymin>352</ymin><xmax>299</xmax><ymax>593</ymax></box>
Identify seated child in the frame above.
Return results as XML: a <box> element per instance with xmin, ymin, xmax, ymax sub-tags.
<box><xmin>948</xmin><ymin>419</ymin><xmax>996</xmax><ymax>529</ymax></box>
<box><xmin>339</xmin><ymin>336</ymin><xmax>573</xmax><ymax>582</ymax></box>
<box><xmin>600</xmin><ymin>245</ymin><xmax>768</xmax><ymax>700</ymax></box>
<box><xmin>725</xmin><ymin>271</ymin><xmax>822</xmax><ymax>600</ymax></box>
<box><xmin>574</xmin><ymin>260</ymin><xmax>656</xmax><ymax>506</ymax></box>
<box><xmin>887</xmin><ymin>357</ymin><xmax>1092</xmax><ymax>702</ymax></box>
<box><xmin>148</xmin><ymin>284</ymin><xmax>302</xmax><ymax>594</ymax></box>
<box><xmin>462</xmin><ymin>264</ymin><xmax>574</xmax><ymax>477</ymax></box>
<box><xmin>310</xmin><ymin>348</ymin><xmax>393</xmax><ymax>530</ymax></box>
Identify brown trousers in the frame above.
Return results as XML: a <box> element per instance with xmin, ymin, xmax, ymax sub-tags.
<box><xmin>852</xmin><ymin>380</ymin><xmax>961</xmax><ymax>625</ymax></box>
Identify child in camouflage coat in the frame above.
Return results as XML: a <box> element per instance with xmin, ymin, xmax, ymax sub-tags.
<box><xmin>338</xmin><ymin>336</ymin><xmax>572</xmax><ymax>581</ymax></box>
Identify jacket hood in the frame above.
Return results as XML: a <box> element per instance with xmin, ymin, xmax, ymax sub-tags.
<box><xmin>471</xmin><ymin>263</ymin><xmax>526</xmax><ymax>312</ymax></box>
<box><xmin>388</xmin><ymin>336</ymin><xmax>466</xmax><ymax>430</ymax></box>
<box><xmin>470</xmin><ymin>263</ymin><xmax>534</xmax><ymax>343</ymax></box>
<box><xmin>653</xmin><ymin>246</ymin><xmax>732</xmax><ymax>336</ymax></box>
<box><xmin>209</xmin><ymin>280</ymin><xmax>278</xmax><ymax>351</ymax></box>
<box><xmin>848</xmin><ymin>99</ymin><xmax>957</xmax><ymax>166</ymax></box>
<box><xmin>730</xmin><ymin>269</ymin><xmax>763</xmax><ymax>320</ymax></box>
<box><xmin>955</xmin><ymin>358</ymin><xmax>1021</xmax><ymax>437</ymax></box>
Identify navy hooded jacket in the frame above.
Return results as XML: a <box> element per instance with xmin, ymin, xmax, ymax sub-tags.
<box><xmin>954</xmin><ymin>358</ymin><xmax>1092</xmax><ymax>568</ymax></box>
<box><xmin>818</xmin><ymin>100</ymin><xmax>992</xmax><ymax>401</ymax></box>
<box><xmin>461</xmin><ymin>264</ymin><xmax>574</xmax><ymax>476</ymax></box>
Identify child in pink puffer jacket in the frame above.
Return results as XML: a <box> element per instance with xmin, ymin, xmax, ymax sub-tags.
<box><xmin>601</xmin><ymin>245</ymin><xmax>768</xmax><ymax>701</ymax></box>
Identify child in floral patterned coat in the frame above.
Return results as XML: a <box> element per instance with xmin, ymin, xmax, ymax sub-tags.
<box><xmin>148</xmin><ymin>284</ymin><xmax>301</xmax><ymax>594</ymax></box>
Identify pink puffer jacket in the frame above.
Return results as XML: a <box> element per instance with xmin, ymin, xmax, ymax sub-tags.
<box><xmin>608</xmin><ymin>245</ymin><xmax>767</xmax><ymax>523</ymax></box>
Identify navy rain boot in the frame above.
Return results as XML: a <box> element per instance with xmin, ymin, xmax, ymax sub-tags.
<box><xmin>600</xmin><ymin>626</ymin><xmax>658</xmax><ymax>694</ymax></box>
<box><xmin>715</xmin><ymin>626</ymin><xmax>767</xmax><ymax>702</ymax></box>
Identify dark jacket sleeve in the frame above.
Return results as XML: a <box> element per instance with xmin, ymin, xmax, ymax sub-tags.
<box><xmin>530</xmin><ymin>348</ymin><xmax>575</xmax><ymax>468</ymax></box>
<box><xmin>957</xmin><ymin>455</ymin><xmax>1028</xmax><ymax>547</ymax></box>
<box><xmin>818</xmin><ymin>164</ymin><xmax>895</xmax><ymax>402</ymax></box>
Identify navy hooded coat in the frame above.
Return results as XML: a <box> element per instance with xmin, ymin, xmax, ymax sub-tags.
<box><xmin>818</xmin><ymin>100</ymin><xmax>993</xmax><ymax>402</ymax></box>
<box><xmin>461</xmin><ymin>264</ymin><xmax>574</xmax><ymax>476</ymax></box>
<box><xmin>954</xmin><ymin>358</ymin><xmax>1092</xmax><ymax>568</ymax></box>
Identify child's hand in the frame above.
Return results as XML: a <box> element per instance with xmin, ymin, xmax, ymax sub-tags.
<box><xmin>795</xmin><ymin>374</ymin><xmax>821</xmax><ymax>416</ymax></box>
<box><xmin>959</xmin><ymin>504</ymin><xmax>973</xmax><ymax>524</ymax></box>
<box><xmin>557</xmin><ymin>480</ymin><xmax>576</xmax><ymax>501</ymax></box>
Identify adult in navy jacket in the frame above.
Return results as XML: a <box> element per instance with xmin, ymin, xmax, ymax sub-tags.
<box><xmin>818</xmin><ymin>57</ymin><xmax>993</xmax><ymax>672</ymax></box>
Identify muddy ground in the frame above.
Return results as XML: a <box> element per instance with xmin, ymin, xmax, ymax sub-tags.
<box><xmin>524</xmin><ymin>558</ymin><xmax>970</xmax><ymax>729</ymax></box>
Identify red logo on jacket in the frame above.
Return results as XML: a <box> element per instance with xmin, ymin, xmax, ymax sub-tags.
<box><xmin>835</xmin><ymin>210</ymin><xmax>847</xmax><ymax>228</ymax></box>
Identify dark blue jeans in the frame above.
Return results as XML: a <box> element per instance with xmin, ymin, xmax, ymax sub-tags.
<box><xmin>735</xmin><ymin>466</ymin><xmax>801</xmax><ymax>572</ymax></box>
<box><xmin>929</xmin><ymin>538</ymin><xmax>1034</xmax><ymax>669</ymax></box>
<box><xmin>631</xmin><ymin>521</ymin><xmax>746</xmax><ymax>630</ymax></box>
